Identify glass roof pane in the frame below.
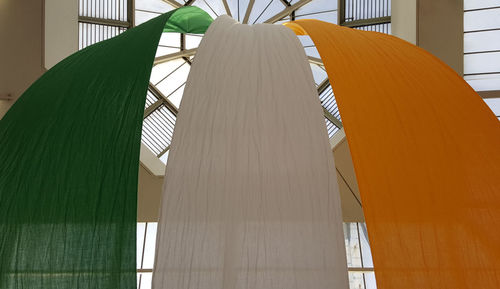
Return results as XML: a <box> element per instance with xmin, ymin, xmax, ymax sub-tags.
<box><xmin>464</xmin><ymin>51</ymin><xmax>500</xmax><ymax>74</ymax></box>
<box><xmin>274</xmin><ymin>16</ymin><xmax>291</xmax><ymax>25</ymax></box>
<box><xmin>185</xmin><ymin>34</ymin><xmax>203</xmax><ymax>49</ymax></box>
<box><xmin>310</xmin><ymin>63</ymin><xmax>327</xmax><ymax>85</ymax></box>
<box><xmin>248</xmin><ymin>0</ymin><xmax>285</xmax><ymax>24</ymax></box>
<box><xmin>208</xmin><ymin>0</ymin><xmax>229</xmax><ymax>16</ymax></box>
<box><xmin>193</xmin><ymin>0</ymin><xmax>221</xmax><ymax>18</ymax></box>
<box><xmin>296</xmin><ymin>0</ymin><xmax>337</xmax><ymax>16</ymax></box>
<box><xmin>156</xmin><ymin>62</ymin><xmax>190</xmax><ymax>95</ymax></box>
<box><xmin>464</xmin><ymin>8</ymin><xmax>500</xmax><ymax>32</ymax></box>
<box><xmin>297</xmin><ymin>35</ymin><xmax>314</xmax><ymax>47</ymax></box>
<box><xmin>159</xmin><ymin>150</ymin><xmax>170</xmax><ymax>164</ymax></box>
<box><xmin>464</xmin><ymin>73</ymin><xmax>500</xmax><ymax>91</ymax></box>
<box><xmin>158</xmin><ymin>33</ymin><xmax>181</xmax><ymax>48</ymax></box>
<box><xmin>150</xmin><ymin>58</ymin><xmax>185</xmax><ymax>85</ymax></box>
<box><xmin>304</xmin><ymin>46</ymin><xmax>321</xmax><ymax>58</ymax></box>
<box><xmin>135</xmin><ymin>10</ymin><xmax>161</xmax><ymax>25</ymax></box>
<box><xmin>168</xmin><ymin>83</ymin><xmax>186</xmax><ymax>107</ymax></box>
<box><xmin>225</xmin><ymin>0</ymin><xmax>239</xmax><ymax>20</ymax></box>
<box><xmin>135</xmin><ymin>0</ymin><xmax>347</xmax><ymax>163</ymax></box>
<box><xmin>238</xmin><ymin>0</ymin><xmax>250</xmax><ymax>22</ymax></box>
<box><xmin>135</xmin><ymin>0</ymin><xmax>175</xmax><ymax>13</ymax></box>
<box><xmin>464</xmin><ymin>0</ymin><xmax>500</xmax><ymax>10</ymax></box>
<box><xmin>296</xmin><ymin>10</ymin><xmax>337</xmax><ymax>23</ymax></box>
<box><xmin>155</xmin><ymin>46</ymin><xmax>180</xmax><ymax>57</ymax></box>
<box><xmin>464</xmin><ymin>30</ymin><xmax>500</xmax><ymax>53</ymax></box>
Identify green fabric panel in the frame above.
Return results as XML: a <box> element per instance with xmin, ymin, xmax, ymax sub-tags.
<box><xmin>0</xmin><ymin>12</ymin><xmax>174</xmax><ymax>289</ymax></box>
<box><xmin>163</xmin><ymin>6</ymin><xmax>213</xmax><ymax>33</ymax></box>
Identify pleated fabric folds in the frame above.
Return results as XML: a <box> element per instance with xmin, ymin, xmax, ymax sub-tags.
<box><xmin>0</xmin><ymin>7</ymin><xmax>212</xmax><ymax>289</ymax></box>
<box><xmin>285</xmin><ymin>20</ymin><xmax>500</xmax><ymax>288</ymax></box>
<box><xmin>152</xmin><ymin>16</ymin><xmax>349</xmax><ymax>289</ymax></box>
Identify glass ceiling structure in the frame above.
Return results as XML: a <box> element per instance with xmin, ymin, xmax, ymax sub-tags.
<box><xmin>76</xmin><ymin>1</ymin><xmax>391</xmax><ymax>289</ymax></box>
<box><xmin>78</xmin><ymin>0</ymin><xmax>394</xmax><ymax>165</ymax></box>
<box><xmin>136</xmin><ymin>0</ymin><xmax>343</xmax><ymax>164</ymax></box>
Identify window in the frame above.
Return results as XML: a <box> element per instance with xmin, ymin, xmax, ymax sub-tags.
<box><xmin>464</xmin><ymin>1</ymin><xmax>500</xmax><ymax>92</ymax></box>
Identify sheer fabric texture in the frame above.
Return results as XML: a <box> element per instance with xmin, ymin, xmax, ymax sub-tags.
<box><xmin>0</xmin><ymin>8</ymin><xmax>212</xmax><ymax>289</ymax></box>
<box><xmin>286</xmin><ymin>20</ymin><xmax>500</xmax><ymax>288</ymax></box>
<box><xmin>152</xmin><ymin>16</ymin><xmax>349</xmax><ymax>289</ymax></box>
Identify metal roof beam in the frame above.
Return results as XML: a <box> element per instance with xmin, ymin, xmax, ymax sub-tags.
<box><xmin>308</xmin><ymin>56</ymin><xmax>323</xmax><ymax>66</ymax></box>
<box><xmin>242</xmin><ymin>0</ymin><xmax>256</xmax><ymax>24</ymax></box>
<box><xmin>323</xmin><ymin>107</ymin><xmax>343</xmax><ymax>129</ymax></box>
<box><xmin>148</xmin><ymin>83</ymin><xmax>179</xmax><ymax>116</ymax></box>
<box><xmin>162</xmin><ymin>0</ymin><xmax>182</xmax><ymax>8</ymax></box>
<box><xmin>342</xmin><ymin>16</ymin><xmax>391</xmax><ymax>28</ymax></box>
<box><xmin>78</xmin><ymin>16</ymin><xmax>130</xmax><ymax>28</ymax></box>
<box><xmin>221</xmin><ymin>0</ymin><xmax>233</xmax><ymax>17</ymax></box>
<box><xmin>154</xmin><ymin>48</ymin><xmax>197</xmax><ymax>65</ymax></box>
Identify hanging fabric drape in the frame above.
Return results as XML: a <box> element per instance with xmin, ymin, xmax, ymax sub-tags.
<box><xmin>0</xmin><ymin>7</ymin><xmax>212</xmax><ymax>289</ymax></box>
<box><xmin>285</xmin><ymin>20</ymin><xmax>500</xmax><ymax>288</ymax></box>
<box><xmin>152</xmin><ymin>16</ymin><xmax>349</xmax><ymax>289</ymax></box>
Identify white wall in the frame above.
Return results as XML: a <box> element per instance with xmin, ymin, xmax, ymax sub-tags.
<box><xmin>44</xmin><ymin>0</ymin><xmax>79</xmax><ymax>69</ymax></box>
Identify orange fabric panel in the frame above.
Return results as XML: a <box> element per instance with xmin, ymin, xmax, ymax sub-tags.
<box><xmin>286</xmin><ymin>20</ymin><xmax>500</xmax><ymax>288</ymax></box>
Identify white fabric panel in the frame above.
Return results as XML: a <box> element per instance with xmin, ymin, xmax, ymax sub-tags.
<box><xmin>152</xmin><ymin>15</ymin><xmax>349</xmax><ymax>289</ymax></box>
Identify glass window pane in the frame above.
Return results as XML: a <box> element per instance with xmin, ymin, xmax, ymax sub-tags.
<box><xmin>348</xmin><ymin>272</ymin><xmax>365</xmax><ymax>289</ymax></box>
<box><xmin>464</xmin><ymin>0</ymin><xmax>500</xmax><ymax>10</ymax></box>
<box><xmin>364</xmin><ymin>272</ymin><xmax>377</xmax><ymax>289</ymax></box>
<box><xmin>358</xmin><ymin>223</ymin><xmax>374</xmax><ymax>268</ymax></box>
<box><xmin>484</xmin><ymin>97</ymin><xmax>500</xmax><ymax>115</ymax></box>
<box><xmin>464</xmin><ymin>51</ymin><xmax>500</xmax><ymax>74</ymax></box>
<box><xmin>137</xmin><ymin>222</ymin><xmax>146</xmax><ymax>269</ymax></box>
<box><xmin>344</xmin><ymin>223</ymin><xmax>362</xmax><ymax>267</ymax></box>
<box><xmin>142</xmin><ymin>222</ymin><xmax>158</xmax><ymax>269</ymax></box>
<box><xmin>465</xmin><ymin>73</ymin><xmax>500</xmax><ymax>91</ymax></box>
<box><xmin>464</xmin><ymin>8</ymin><xmax>500</xmax><ymax>32</ymax></box>
<box><xmin>464</xmin><ymin>30</ymin><xmax>500</xmax><ymax>53</ymax></box>
<box><xmin>140</xmin><ymin>272</ymin><xmax>153</xmax><ymax>289</ymax></box>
